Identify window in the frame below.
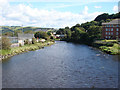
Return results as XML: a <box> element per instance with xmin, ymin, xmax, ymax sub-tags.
<box><xmin>109</xmin><ymin>29</ymin><xmax>110</xmax><ymax>31</ymax></box>
<box><xmin>116</xmin><ymin>28</ymin><xmax>119</xmax><ymax>31</ymax></box>
<box><xmin>111</xmin><ymin>32</ymin><xmax>113</xmax><ymax>35</ymax></box>
<box><xmin>116</xmin><ymin>32</ymin><xmax>119</xmax><ymax>35</ymax></box>
<box><xmin>111</xmin><ymin>25</ymin><xmax>113</xmax><ymax>27</ymax></box>
<box><xmin>117</xmin><ymin>25</ymin><xmax>119</xmax><ymax>27</ymax></box>
<box><xmin>109</xmin><ymin>32</ymin><xmax>110</xmax><ymax>35</ymax></box>
<box><xmin>106</xmin><ymin>36</ymin><xmax>107</xmax><ymax>38</ymax></box>
<box><xmin>106</xmin><ymin>28</ymin><xmax>108</xmax><ymax>31</ymax></box>
<box><xmin>109</xmin><ymin>36</ymin><xmax>110</xmax><ymax>38</ymax></box>
<box><xmin>111</xmin><ymin>28</ymin><xmax>113</xmax><ymax>31</ymax></box>
<box><xmin>106</xmin><ymin>32</ymin><xmax>107</xmax><ymax>35</ymax></box>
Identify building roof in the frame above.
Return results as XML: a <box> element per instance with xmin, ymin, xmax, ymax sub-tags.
<box><xmin>18</xmin><ymin>33</ymin><xmax>34</xmax><ymax>40</ymax></box>
<box><xmin>102</xmin><ymin>19</ymin><xmax>120</xmax><ymax>25</ymax></box>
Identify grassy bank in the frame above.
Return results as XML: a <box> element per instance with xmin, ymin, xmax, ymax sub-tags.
<box><xmin>93</xmin><ymin>40</ymin><xmax>120</xmax><ymax>55</ymax></box>
<box><xmin>0</xmin><ymin>41</ymin><xmax>55</xmax><ymax>60</ymax></box>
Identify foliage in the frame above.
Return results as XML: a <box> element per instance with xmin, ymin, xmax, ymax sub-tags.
<box><xmin>2</xmin><ymin>37</ymin><xmax>11</xmax><ymax>50</ymax></box>
<box><xmin>94</xmin><ymin>12</ymin><xmax>120</xmax><ymax>22</ymax></box>
<box><xmin>24</xmin><ymin>39</ymin><xmax>31</xmax><ymax>45</ymax></box>
<box><xmin>56</xmin><ymin>28</ymin><xmax>66</xmax><ymax>34</ymax></box>
<box><xmin>3</xmin><ymin>32</ymin><xmax>14</xmax><ymax>37</ymax></box>
<box><xmin>50</xmin><ymin>36</ymin><xmax>55</xmax><ymax>39</ymax></box>
<box><xmin>47</xmin><ymin>31</ymin><xmax>51</xmax><ymax>36</ymax></box>
<box><xmin>32</xmin><ymin>38</ymin><xmax>36</xmax><ymax>44</ymax></box>
<box><xmin>34</xmin><ymin>31</ymin><xmax>49</xmax><ymax>40</ymax></box>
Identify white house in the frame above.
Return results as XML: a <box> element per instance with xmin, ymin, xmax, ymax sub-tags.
<box><xmin>18</xmin><ymin>33</ymin><xmax>34</xmax><ymax>46</ymax></box>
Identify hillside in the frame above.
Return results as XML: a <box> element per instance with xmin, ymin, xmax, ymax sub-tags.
<box><xmin>0</xmin><ymin>26</ymin><xmax>55</xmax><ymax>36</ymax></box>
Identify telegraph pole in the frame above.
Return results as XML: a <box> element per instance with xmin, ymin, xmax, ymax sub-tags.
<box><xmin>22</xmin><ymin>25</ymin><xmax>23</xmax><ymax>34</ymax></box>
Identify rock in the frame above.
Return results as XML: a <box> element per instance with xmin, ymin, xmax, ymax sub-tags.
<box><xmin>96</xmin><ymin>54</ymin><xmax>100</xmax><ymax>56</ymax></box>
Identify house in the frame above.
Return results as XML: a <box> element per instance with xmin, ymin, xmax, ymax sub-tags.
<box><xmin>55</xmin><ymin>34</ymin><xmax>65</xmax><ymax>39</ymax></box>
<box><xmin>102</xmin><ymin>19</ymin><xmax>120</xmax><ymax>39</ymax></box>
<box><xmin>18</xmin><ymin>33</ymin><xmax>34</xmax><ymax>46</ymax></box>
<box><xmin>2</xmin><ymin>36</ymin><xmax>19</xmax><ymax>47</ymax></box>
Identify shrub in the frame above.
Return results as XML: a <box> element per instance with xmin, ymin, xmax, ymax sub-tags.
<box><xmin>24</xmin><ymin>39</ymin><xmax>31</xmax><ymax>45</ymax></box>
<box><xmin>2</xmin><ymin>37</ymin><xmax>11</xmax><ymax>50</ymax></box>
<box><xmin>50</xmin><ymin>36</ymin><xmax>54</xmax><ymax>39</ymax></box>
<box><xmin>32</xmin><ymin>38</ymin><xmax>36</xmax><ymax>44</ymax></box>
<box><xmin>19</xmin><ymin>43</ymin><xmax>22</xmax><ymax>47</ymax></box>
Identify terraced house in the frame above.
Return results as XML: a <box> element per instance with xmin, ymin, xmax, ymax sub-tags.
<box><xmin>102</xmin><ymin>19</ymin><xmax>120</xmax><ymax>39</ymax></box>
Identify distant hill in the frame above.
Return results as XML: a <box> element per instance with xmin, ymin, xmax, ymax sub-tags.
<box><xmin>0</xmin><ymin>26</ymin><xmax>55</xmax><ymax>33</ymax></box>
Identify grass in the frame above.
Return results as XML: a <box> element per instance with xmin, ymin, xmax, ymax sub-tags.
<box><xmin>93</xmin><ymin>40</ymin><xmax>120</xmax><ymax>55</ymax></box>
<box><xmin>0</xmin><ymin>41</ymin><xmax>54</xmax><ymax>59</ymax></box>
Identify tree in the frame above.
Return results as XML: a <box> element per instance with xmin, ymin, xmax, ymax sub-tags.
<box><xmin>71</xmin><ymin>27</ymin><xmax>85</xmax><ymax>42</ymax></box>
<box><xmin>56</xmin><ymin>28</ymin><xmax>66</xmax><ymax>34</ymax></box>
<box><xmin>65</xmin><ymin>26</ymin><xmax>69</xmax><ymax>29</ymax></box>
<box><xmin>2</xmin><ymin>37</ymin><xmax>11</xmax><ymax>50</ymax></box>
<box><xmin>34</xmin><ymin>31</ymin><xmax>49</xmax><ymax>40</ymax></box>
<box><xmin>47</xmin><ymin>31</ymin><xmax>51</xmax><ymax>36</ymax></box>
<box><xmin>94</xmin><ymin>13</ymin><xmax>109</xmax><ymax>21</ymax></box>
<box><xmin>87</xmin><ymin>26</ymin><xmax>102</xmax><ymax>39</ymax></box>
<box><xmin>3</xmin><ymin>32</ymin><xmax>14</xmax><ymax>37</ymax></box>
<box><xmin>65</xmin><ymin>29</ymin><xmax>71</xmax><ymax>41</ymax></box>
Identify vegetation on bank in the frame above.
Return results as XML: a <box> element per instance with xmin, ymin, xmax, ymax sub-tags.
<box><xmin>1</xmin><ymin>40</ymin><xmax>54</xmax><ymax>60</ymax></box>
<box><xmin>1</xmin><ymin>31</ymin><xmax>55</xmax><ymax>60</ymax></box>
<box><xmin>56</xmin><ymin>12</ymin><xmax>120</xmax><ymax>54</ymax></box>
<box><xmin>93</xmin><ymin>40</ymin><xmax>120</xmax><ymax>55</ymax></box>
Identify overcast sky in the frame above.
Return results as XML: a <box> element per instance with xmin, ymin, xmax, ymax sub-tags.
<box><xmin>0</xmin><ymin>0</ymin><xmax>119</xmax><ymax>28</ymax></box>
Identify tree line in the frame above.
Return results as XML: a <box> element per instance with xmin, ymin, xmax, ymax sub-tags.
<box><xmin>56</xmin><ymin>12</ymin><xmax>120</xmax><ymax>45</ymax></box>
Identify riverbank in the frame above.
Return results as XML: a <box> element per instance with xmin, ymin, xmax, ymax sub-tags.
<box><xmin>61</xmin><ymin>39</ymin><xmax>120</xmax><ymax>55</ymax></box>
<box><xmin>93</xmin><ymin>40</ymin><xmax>120</xmax><ymax>55</ymax></box>
<box><xmin>0</xmin><ymin>41</ymin><xmax>55</xmax><ymax>60</ymax></box>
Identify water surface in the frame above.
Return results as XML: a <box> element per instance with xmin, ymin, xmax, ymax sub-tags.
<box><xmin>2</xmin><ymin>41</ymin><xmax>119</xmax><ymax>88</ymax></box>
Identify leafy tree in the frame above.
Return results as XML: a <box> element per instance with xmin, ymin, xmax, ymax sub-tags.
<box><xmin>65</xmin><ymin>29</ymin><xmax>71</xmax><ymax>41</ymax></box>
<box><xmin>56</xmin><ymin>28</ymin><xmax>66</xmax><ymax>34</ymax></box>
<box><xmin>3</xmin><ymin>32</ymin><xmax>14</xmax><ymax>37</ymax></box>
<box><xmin>2</xmin><ymin>37</ymin><xmax>11</xmax><ymax>50</ymax></box>
<box><xmin>47</xmin><ymin>31</ymin><xmax>51</xmax><ymax>36</ymax></box>
<box><xmin>94</xmin><ymin>13</ymin><xmax>109</xmax><ymax>21</ymax></box>
<box><xmin>87</xmin><ymin>26</ymin><xmax>102</xmax><ymax>39</ymax></box>
<box><xmin>34</xmin><ymin>31</ymin><xmax>49</xmax><ymax>40</ymax></box>
<box><xmin>65</xmin><ymin>26</ymin><xmax>69</xmax><ymax>29</ymax></box>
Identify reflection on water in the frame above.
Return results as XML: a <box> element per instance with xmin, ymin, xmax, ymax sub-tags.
<box><xmin>2</xmin><ymin>41</ymin><xmax>119</xmax><ymax>88</ymax></box>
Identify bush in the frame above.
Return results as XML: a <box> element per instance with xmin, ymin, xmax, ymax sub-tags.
<box><xmin>50</xmin><ymin>36</ymin><xmax>54</xmax><ymax>39</ymax></box>
<box><xmin>34</xmin><ymin>31</ymin><xmax>49</xmax><ymax>40</ymax></box>
<box><xmin>19</xmin><ymin>43</ymin><xmax>22</xmax><ymax>47</ymax></box>
<box><xmin>2</xmin><ymin>37</ymin><xmax>11</xmax><ymax>50</ymax></box>
<box><xmin>32</xmin><ymin>38</ymin><xmax>36</xmax><ymax>44</ymax></box>
<box><xmin>24</xmin><ymin>39</ymin><xmax>31</xmax><ymax>45</ymax></box>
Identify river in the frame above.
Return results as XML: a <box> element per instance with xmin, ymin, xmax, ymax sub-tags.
<box><xmin>2</xmin><ymin>41</ymin><xmax>119</xmax><ymax>88</ymax></box>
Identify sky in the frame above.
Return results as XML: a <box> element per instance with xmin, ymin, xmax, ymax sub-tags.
<box><xmin>0</xmin><ymin>0</ymin><xmax>119</xmax><ymax>28</ymax></box>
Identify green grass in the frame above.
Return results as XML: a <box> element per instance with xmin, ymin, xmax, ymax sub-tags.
<box><xmin>101</xmin><ymin>40</ymin><xmax>118</xmax><ymax>42</ymax></box>
<box><xmin>99</xmin><ymin>43</ymin><xmax>120</xmax><ymax>55</ymax></box>
<box><xmin>0</xmin><ymin>41</ymin><xmax>54</xmax><ymax>57</ymax></box>
<box><xmin>94</xmin><ymin>40</ymin><xmax>120</xmax><ymax>55</ymax></box>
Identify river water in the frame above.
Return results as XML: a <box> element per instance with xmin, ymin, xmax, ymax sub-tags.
<box><xmin>2</xmin><ymin>41</ymin><xmax>119</xmax><ymax>88</ymax></box>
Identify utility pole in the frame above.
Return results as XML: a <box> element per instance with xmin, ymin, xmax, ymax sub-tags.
<box><xmin>22</xmin><ymin>25</ymin><xmax>23</xmax><ymax>34</ymax></box>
